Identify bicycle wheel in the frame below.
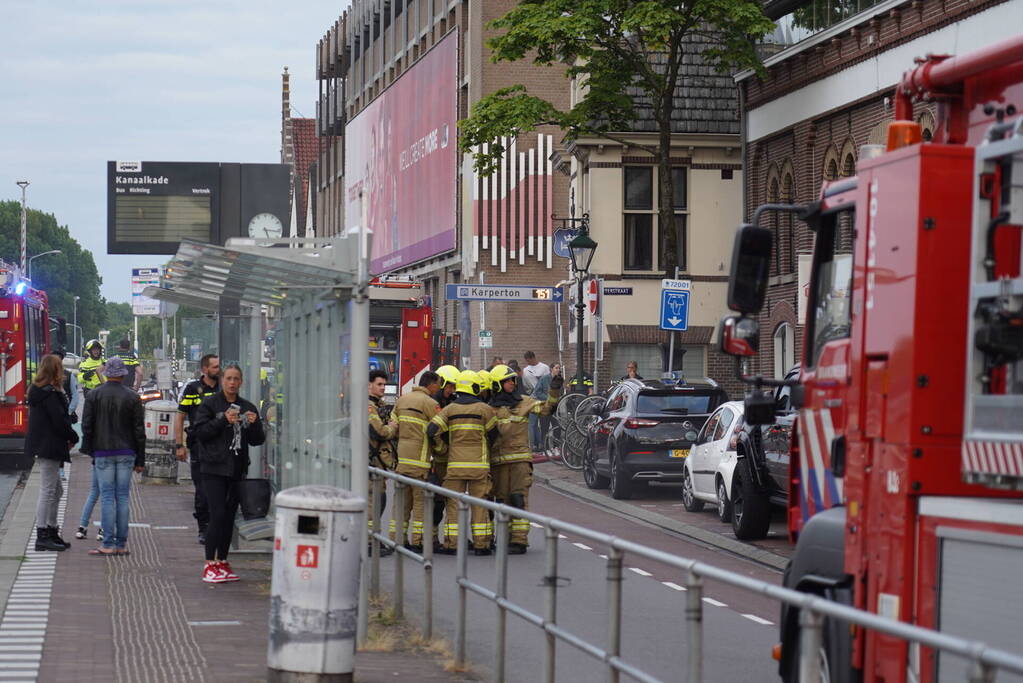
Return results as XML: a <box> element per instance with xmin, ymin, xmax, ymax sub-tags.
<box><xmin>543</xmin><ymin>421</ymin><xmax>563</xmax><ymax>463</ymax></box>
<box><xmin>572</xmin><ymin>394</ymin><xmax>606</xmax><ymax>437</ymax></box>
<box><xmin>561</xmin><ymin>426</ymin><xmax>588</xmax><ymax>470</ymax></box>
<box><xmin>556</xmin><ymin>393</ymin><xmax>584</xmax><ymax>424</ymax></box>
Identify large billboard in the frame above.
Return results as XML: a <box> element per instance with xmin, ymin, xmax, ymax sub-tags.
<box><xmin>345</xmin><ymin>30</ymin><xmax>457</xmax><ymax>274</ymax></box>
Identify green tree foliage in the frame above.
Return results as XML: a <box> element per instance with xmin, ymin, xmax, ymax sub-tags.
<box><xmin>0</xmin><ymin>200</ymin><xmax>105</xmax><ymax>348</ymax></box>
<box><xmin>459</xmin><ymin>0</ymin><xmax>774</xmax><ymax>276</ymax></box>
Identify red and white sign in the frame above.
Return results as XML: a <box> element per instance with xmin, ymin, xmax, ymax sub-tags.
<box><xmin>296</xmin><ymin>545</ymin><xmax>319</xmax><ymax>568</ymax></box>
<box><xmin>587</xmin><ymin>278</ymin><xmax>601</xmax><ymax>316</ymax></box>
<box><xmin>158</xmin><ymin>425</ymin><xmax>169</xmax><ymax>435</ymax></box>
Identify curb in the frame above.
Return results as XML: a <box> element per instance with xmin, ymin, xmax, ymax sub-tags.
<box><xmin>0</xmin><ymin>465</ymin><xmax>39</xmax><ymax>615</ymax></box>
<box><xmin>533</xmin><ymin>468</ymin><xmax>789</xmax><ymax>571</ymax></box>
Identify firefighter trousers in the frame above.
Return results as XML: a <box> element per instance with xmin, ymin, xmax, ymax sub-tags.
<box><xmin>441</xmin><ymin>475</ymin><xmax>492</xmax><ymax>550</ymax></box>
<box><xmin>389</xmin><ymin>470</ymin><xmax>429</xmax><ymax>545</ymax></box>
<box><xmin>491</xmin><ymin>462</ymin><xmax>532</xmax><ymax>546</ymax></box>
<box><xmin>367</xmin><ymin>475</ymin><xmax>387</xmax><ymax>533</ymax></box>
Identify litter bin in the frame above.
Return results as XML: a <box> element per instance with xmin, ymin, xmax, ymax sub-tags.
<box><xmin>143</xmin><ymin>400</ymin><xmax>179</xmax><ymax>483</ymax></box>
<box><xmin>268</xmin><ymin>485</ymin><xmax>365</xmax><ymax>682</ymax></box>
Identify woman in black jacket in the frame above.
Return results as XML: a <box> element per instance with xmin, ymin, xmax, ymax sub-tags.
<box><xmin>191</xmin><ymin>364</ymin><xmax>264</xmax><ymax>584</ymax></box>
<box><xmin>26</xmin><ymin>354</ymin><xmax>80</xmax><ymax>551</ymax></box>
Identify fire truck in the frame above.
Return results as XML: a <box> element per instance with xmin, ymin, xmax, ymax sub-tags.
<box><xmin>367</xmin><ymin>277</ymin><xmax>434</xmax><ymax>397</ymax></box>
<box><xmin>720</xmin><ymin>36</ymin><xmax>1023</xmax><ymax>682</ymax></box>
<box><xmin>0</xmin><ymin>263</ymin><xmax>66</xmax><ymax>470</ymax></box>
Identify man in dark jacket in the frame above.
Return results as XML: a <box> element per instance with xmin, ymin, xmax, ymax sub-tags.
<box><xmin>191</xmin><ymin>364</ymin><xmax>264</xmax><ymax>583</ymax></box>
<box><xmin>81</xmin><ymin>357</ymin><xmax>146</xmax><ymax>556</ymax></box>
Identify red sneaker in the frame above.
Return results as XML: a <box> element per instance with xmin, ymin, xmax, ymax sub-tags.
<box><xmin>218</xmin><ymin>562</ymin><xmax>239</xmax><ymax>582</ymax></box>
<box><xmin>202</xmin><ymin>563</ymin><xmax>226</xmax><ymax>584</ymax></box>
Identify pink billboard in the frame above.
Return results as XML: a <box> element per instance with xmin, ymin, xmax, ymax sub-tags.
<box><xmin>345</xmin><ymin>31</ymin><xmax>457</xmax><ymax>274</ymax></box>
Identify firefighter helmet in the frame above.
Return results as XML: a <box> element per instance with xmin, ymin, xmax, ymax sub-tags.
<box><xmin>84</xmin><ymin>339</ymin><xmax>103</xmax><ymax>353</ymax></box>
<box><xmin>477</xmin><ymin>369</ymin><xmax>492</xmax><ymax>392</ymax></box>
<box><xmin>455</xmin><ymin>370</ymin><xmax>481</xmax><ymax>396</ymax></box>
<box><xmin>436</xmin><ymin>365</ymin><xmax>460</xmax><ymax>388</ymax></box>
<box><xmin>490</xmin><ymin>364</ymin><xmax>517</xmax><ymax>385</ymax></box>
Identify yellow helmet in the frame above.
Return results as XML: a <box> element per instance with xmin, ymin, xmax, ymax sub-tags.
<box><xmin>490</xmin><ymin>364</ymin><xmax>516</xmax><ymax>384</ymax></box>
<box><xmin>477</xmin><ymin>369</ymin><xmax>492</xmax><ymax>392</ymax></box>
<box><xmin>455</xmin><ymin>370</ymin><xmax>481</xmax><ymax>395</ymax></box>
<box><xmin>436</xmin><ymin>365</ymin><xmax>460</xmax><ymax>388</ymax></box>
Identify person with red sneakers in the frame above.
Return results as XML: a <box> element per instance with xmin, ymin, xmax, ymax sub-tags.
<box><xmin>191</xmin><ymin>364</ymin><xmax>265</xmax><ymax>583</ymax></box>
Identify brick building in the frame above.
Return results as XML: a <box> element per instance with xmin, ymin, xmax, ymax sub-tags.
<box><xmin>313</xmin><ymin>0</ymin><xmax>571</xmax><ymax>371</ymax></box>
<box><xmin>738</xmin><ymin>0</ymin><xmax>1019</xmax><ymax>378</ymax></box>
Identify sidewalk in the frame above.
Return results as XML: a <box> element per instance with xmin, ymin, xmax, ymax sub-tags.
<box><xmin>0</xmin><ymin>454</ymin><xmax>472</xmax><ymax>682</ymax></box>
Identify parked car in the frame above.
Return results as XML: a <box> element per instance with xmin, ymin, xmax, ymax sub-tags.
<box><xmin>584</xmin><ymin>376</ymin><xmax>728</xmax><ymax>500</ymax></box>
<box><xmin>682</xmin><ymin>401</ymin><xmax>745</xmax><ymax>522</ymax></box>
<box><xmin>727</xmin><ymin>365</ymin><xmax>800</xmax><ymax>540</ymax></box>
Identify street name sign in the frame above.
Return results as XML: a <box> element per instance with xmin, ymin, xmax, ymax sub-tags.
<box><xmin>659</xmin><ymin>279</ymin><xmax>691</xmax><ymax>331</ymax></box>
<box><xmin>445</xmin><ymin>284</ymin><xmax>564</xmax><ymax>303</ymax></box>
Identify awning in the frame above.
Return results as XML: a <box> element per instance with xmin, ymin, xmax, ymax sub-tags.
<box><xmin>144</xmin><ymin>238</ymin><xmax>356</xmax><ymax>311</ymax></box>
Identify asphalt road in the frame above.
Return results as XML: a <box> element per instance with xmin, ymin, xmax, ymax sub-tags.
<box><xmin>375</xmin><ymin>482</ymin><xmax>783</xmax><ymax>683</ymax></box>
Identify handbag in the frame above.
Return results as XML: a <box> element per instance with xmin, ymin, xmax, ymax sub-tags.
<box><xmin>237</xmin><ymin>478</ymin><xmax>272</xmax><ymax>519</ymax></box>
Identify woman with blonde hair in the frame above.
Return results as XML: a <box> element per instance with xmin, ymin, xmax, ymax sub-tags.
<box><xmin>25</xmin><ymin>354</ymin><xmax>79</xmax><ymax>551</ymax></box>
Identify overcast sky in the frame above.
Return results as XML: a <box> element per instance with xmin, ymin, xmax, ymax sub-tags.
<box><xmin>0</xmin><ymin>0</ymin><xmax>344</xmax><ymax>302</ymax></box>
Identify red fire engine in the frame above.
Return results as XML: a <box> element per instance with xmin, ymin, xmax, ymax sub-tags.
<box><xmin>0</xmin><ymin>262</ymin><xmax>64</xmax><ymax>470</ymax></box>
<box><xmin>367</xmin><ymin>277</ymin><xmax>434</xmax><ymax>396</ymax></box>
<box><xmin>721</xmin><ymin>36</ymin><xmax>1023</xmax><ymax>682</ymax></box>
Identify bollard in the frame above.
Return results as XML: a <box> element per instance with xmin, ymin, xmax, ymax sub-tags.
<box><xmin>142</xmin><ymin>400</ymin><xmax>179</xmax><ymax>483</ymax></box>
<box><xmin>268</xmin><ymin>485</ymin><xmax>365</xmax><ymax>682</ymax></box>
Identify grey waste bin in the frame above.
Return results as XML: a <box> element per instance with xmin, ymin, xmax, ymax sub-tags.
<box><xmin>268</xmin><ymin>485</ymin><xmax>365</xmax><ymax>682</ymax></box>
<box><xmin>143</xmin><ymin>400</ymin><xmax>179</xmax><ymax>483</ymax></box>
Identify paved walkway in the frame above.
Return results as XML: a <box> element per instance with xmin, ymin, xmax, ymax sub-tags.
<box><xmin>0</xmin><ymin>455</ymin><xmax>470</xmax><ymax>682</ymax></box>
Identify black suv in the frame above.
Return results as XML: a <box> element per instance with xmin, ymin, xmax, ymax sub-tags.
<box><xmin>729</xmin><ymin>365</ymin><xmax>800</xmax><ymax>539</ymax></box>
<box><xmin>584</xmin><ymin>377</ymin><xmax>728</xmax><ymax>500</ymax></box>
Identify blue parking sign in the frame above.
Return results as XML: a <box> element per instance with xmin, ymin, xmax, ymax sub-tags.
<box><xmin>660</xmin><ymin>289</ymin><xmax>690</xmax><ymax>331</ymax></box>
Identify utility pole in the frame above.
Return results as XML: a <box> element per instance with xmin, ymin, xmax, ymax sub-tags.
<box><xmin>16</xmin><ymin>181</ymin><xmax>29</xmax><ymax>274</ymax></box>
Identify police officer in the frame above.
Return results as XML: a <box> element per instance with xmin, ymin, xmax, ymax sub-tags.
<box><xmin>391</xmin><ymin>371</ymin><xmax>443</xmax><ymax>551</ymax></box>
<box><xmin>116</xmin><ymin>338</ymin><xmax>143</xmax><ymax>391</ymax></box>
<box><xmin>77</xmin><ymin>339</ymin><xmax>106</xmax><ymax>396</ymax></box>
<box><xmin>368</xmin><ymin>369</ymin><xmax>398</xmax><ymax>555</ymax></box>
<box><xmin>426</xmin><ymin>370</ymin><xmax>498</xmax><ymax>556</ymax></box>
<box><xmin>489</xmin><ymin>364</ymin><xmax>560</xmax><ymax>554</ymax></box>
<box><xmin>175</xmin><ymin>354</ymin><xmax>221</xmax><ymax>545</ymax></box>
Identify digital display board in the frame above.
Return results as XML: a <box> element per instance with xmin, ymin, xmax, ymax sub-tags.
<box><xmin>115</xmin><ymin>195</ymin><xmax>211</xmax><ymax>243</ymax></box>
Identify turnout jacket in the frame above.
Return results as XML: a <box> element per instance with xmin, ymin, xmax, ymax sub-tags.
<box><xmin>426</xmin><ymin>393</ymin><xmax>498</xmax><ymax>479</ymax></box>
<box><xmin>490</xmin><ymin>390</ymin><xmax>559</xmax><ymax>465</ymax></box>
<box><xmin>369</xmin><ymin>395</ymin><xmax>396</xmax><ymax>468</ymax></box>
<box><xmin>394</xmin><ymin>386</ymin><xmax>443</xmax><ymax>475</ymax></box>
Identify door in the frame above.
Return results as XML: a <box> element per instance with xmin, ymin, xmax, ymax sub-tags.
<box><xmin>593</xmin><ymin>386</ymin><xmax>627</xmax><ymax>468</ymax></box>
<box><xmin>691</xmin><ymin>410</ymin><xmax>723</xmax><ymax>495</ymax></box>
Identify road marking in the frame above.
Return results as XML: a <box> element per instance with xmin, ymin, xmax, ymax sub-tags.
<box><xmin>558</xmin><ymin>534</ymin><xmax>567</xmax><ymax>539</ymax></box>
<box><xmin>742</xmin><ymin>614</ymin><xmax>774</xmax><ymax>626</ymax></box>
<box><xmin>529</xmin><ymin>523</ymin><xmax>543</xmax><ymax>529</ymax></box>
<box><xmin>0</xmin><ymin>656</ymin><xmax>40</xmax><ymax>662</ymax></box>
<box><xmin>662</xmin><ymin>582</ymin><xmax>687</xmax><ymax>592</ymax></box>
<box><xmin>702</xmin><ymin>598</ymin><xmax>728</xmax><ymax>608</ymax></box>
<box><xmin>598</xmin><ymin>554</ymin><xmax>608</xmax><ymax>560</ymax></box>
<box><xmin>572</xmin><ymin>542</ymin><xmax>592</xmax><ymax>551</ymax></box>
<box><xmin>0</xmin><ymin>646</ymin><xmax>40</xmax><ymax>651</ymax></box>
<box><xmin>628</xmin><ymin>567</ymin><xmax>652</xmax><ymax>577</ymax></box>
<box><xmin>187</xmin><ymin>620</ymin><xmax>242</xmax><ymax>627</ymax></box>
<box><xmin>152</xmin><ymin>525</ymin><xmax>189</xmax><ymax>530</ymax></box>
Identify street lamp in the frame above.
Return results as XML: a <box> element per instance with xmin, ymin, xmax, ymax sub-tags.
<box><xmin>16</xmin><ymin>181</ymin><xmax>29</xmax><ymax>273</ymax></box>
<box><xmin>73</xmin><ymin>296</ymin><xmax>80</xmax><ymax>354</ymax></box>
<box><xmin>27</xmin><ymin>250</ymin><xmax>61</xmax><ymax>282</ymax></box>
<box><xmin>567</xmin><ymin>226</ymin><xmax>598</xmax><ymax>392</ymax></box>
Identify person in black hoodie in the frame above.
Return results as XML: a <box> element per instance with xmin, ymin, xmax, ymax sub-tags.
<box><xmin>26</xmin><ymin>355</ymin><xmax>79</xmax><ymax>551</ymax></box>
<box><xmin>191</xmin><ymin>364</ymin><xmax>264</xmax><ymax>584</ymax></box>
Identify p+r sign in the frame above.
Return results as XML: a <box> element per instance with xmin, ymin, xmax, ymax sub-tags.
<box><xmin>659</xmin><ymin>279</ymin><xmax>691</xmax><ymax>331</ymax></box>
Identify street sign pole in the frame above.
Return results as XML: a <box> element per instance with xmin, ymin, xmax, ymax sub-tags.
<box><xmin>667</xmin><ymin>267</ymin><xmax>678</xmax><ymax>374</ymax></box>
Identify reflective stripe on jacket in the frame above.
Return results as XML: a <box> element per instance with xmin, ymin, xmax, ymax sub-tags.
<box><xmin>493</xmin><ymin>395</ymin><xmax>556</xmax><ymax>464</ymax></box>
<box><xmin>78</xmin><ymin>357</ymin><xmax>106</xmax><ymax>390</ymax></box>
<box><xmin>394</xmin><ymin>386</ymin><xmax>441</xmax><ymax>474</ymax></box>
<box><xmin>427</xmin><ymin>395</ymin><xmax>497</xmax><ymax>478</ymax></box>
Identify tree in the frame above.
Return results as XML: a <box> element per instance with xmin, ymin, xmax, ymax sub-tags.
<box><xmin>0</xmin><ymin>200</ymin><xmax>105</xmax><ymax>347</ymax></box>
<box><xmin>459</xmin><ymin>0</ymin><xmax>774</xmax><ymax>277</ymax></box>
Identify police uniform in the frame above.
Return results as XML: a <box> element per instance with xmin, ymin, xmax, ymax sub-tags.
<box><xmin>390</xmin><ymin>385</ymin><xmax>443</xmax><ymax>547</ymax></box>
<box><xmin>119</xmin><ymin>350</ymin><xmax>141</xmax><ymax>389</ymax></box>
<box><xmin>426</xmin><ymin>371</ymin><xmax>498</xmax><ymax>553</ymax></box>
<box><xmin>78</xmin><ymin>341</ymin><xmax>106</xmax><ymax>394</ymax></box>
<box><xmin>178</xmin><ymin>375</ymin><xmax>220</xmax><ymax>533</ymax></box>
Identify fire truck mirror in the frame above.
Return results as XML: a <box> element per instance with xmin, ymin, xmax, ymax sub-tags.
<box><xmin>743</xmin><ymin>389</ymin><xmax>775</xmax><ymax>426</ymax></box>
<box><xmin>726</xmin><ymin>223</ymin><xmax>773</xmax><ymax>314</ymax></box>
<box><xmin>719</xmin><ymin>315</ymin><xmax>759</xmax><ymax>357</ymax></box>
<box><xmin>830</xmin><ymin>435</ymin><xmax>847</xmax><ymax>478</ymax></box>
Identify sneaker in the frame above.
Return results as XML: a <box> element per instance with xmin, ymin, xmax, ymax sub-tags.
<box><xmin>75</xmin><ymin>526</ymin><xmax>88</xmax><ymax>540</ymax></box>
<box><xmin>97</xmin><ymin>529</ymin><xmax>104</xmax><ymax>543</ymax></box>
<box><xmin>218</xmin><ymin>562</ymin><xmax>239</xmax><ymax>582</ymax></box>
<box><xmin>202</xmin><ymin>563</ymin><xmax>226</xmax><ymax>584</ymax></box>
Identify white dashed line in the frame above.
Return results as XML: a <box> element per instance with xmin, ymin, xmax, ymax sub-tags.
<box><xmin>598</xmin><ymin>554</ymin><xmax>608</xmax><ymax>560</ymax></box>
<box><xmin>628</xmin><ymin>567</ymin><xmax>652</xmax><ymax>577</ymax></box>
<box><xmin>558</xmin><ymin>534</ymin><xmax>567</xmax><ymax>539</ymax></box>
<box><xmin>187</xmin><ymin>620</ymin><xmax>243</xmax><ymax>627</ymax></box>
<box><xmin>529</xmin><ymin>523</ymin><xmax>543</xmax><ymax>529</ymax></box>
<box><xmin>572</xmin><ymin>542</ymin><xmax>592</xmax><ymax>551</ymax></box>
<box><xmin>742</xmin><ymin>614</ymin><xmax>774</xmax><ymax>626</ymax></box>
<box><xmin>702</xmin><ymin>598</ymin><xmax>728</xmax><ymax>608</ymax></box>
<box><xmin>662</xmin><ymin>582</ymin><xmax>687</xmax><ymax>591</ymax></box>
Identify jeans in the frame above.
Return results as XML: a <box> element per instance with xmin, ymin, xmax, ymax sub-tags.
<box><xmin>96</xmin><ymin>455</ymin><xmax>135</xmax><ymax>549</ymax></box>
<box><xmin>78</xmin><ymin>465</ymin><xmax>100</xmax><ymax>529</ymax></box>
<box><xmin>528</xmin><ymin>414</ymin><xmax>550</xmax><ymax>451</ymax></box>
<box><xmin>34</xmin><ymin>458</ymin><xmax>63</xmax><ymax>528</ymax></box>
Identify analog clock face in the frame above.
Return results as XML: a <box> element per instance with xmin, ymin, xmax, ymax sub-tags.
<box><xmin>248</xmin><ymin>212</ymin><xmax>283</xmax><ymax>239</ymax></box>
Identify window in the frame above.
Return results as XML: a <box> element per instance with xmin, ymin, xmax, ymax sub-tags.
<box><xmin>773</xmin><ymin>323</ymin><xmax>795</xmax><ymax>379</ymax></box>
<box><xmin>698</xmin><ymin>412</ymin><xmax>721</xmax><ymax>443</ymax></box>
<box><xmin>716</xmin><ymin>408</ymin><xmax>735</xmax><ymax>440</ymax></box>
<box><xmin>612</xmin><ymin>343</ymin><xmax>662</xmax><ymax>380</ymax></box>
<box><xmin>806</xmin><ymin>209</ymin><xmax>855</xmax><ymax>367</ymax></box>
<box><xmin>622</xmin><ymin>166</ymin><xmax>689</xmax><ymax>272</ymax></box>
<box><xmin>636</xmin><ymin>391</ymin><xmax>714</xmax><ymax>415</ymax></box>
<box><xmin>667</xmin><ymin>344</ymin><xmax>705</xmax><ymax>378</ymax></box>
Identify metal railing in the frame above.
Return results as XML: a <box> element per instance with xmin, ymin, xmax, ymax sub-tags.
<box><xmin>367</xmin><ymin>466</ymin><xmax>1023</xmax><ymax>683</ymax></box>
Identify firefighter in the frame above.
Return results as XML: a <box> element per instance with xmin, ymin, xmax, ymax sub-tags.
<box><xmin>368</xmin><ymin>369</ymin><xmax>398</xmax><ymax>556</ymax></box>
<box><xmin>489</xmin><ymin>363</ymin><xmax>561</xmax><ymax>554</ymax></box>
<box><xmin>477</xmin><ymin>369</ymin><xmax>493</xmax><ymax>403</ymax></box>
<box><xmin>391</xmin><ymin>371</ymin><xmax>443</xmax><ymax>551</ymax></box>
<box><xmin>429</xmin><ymin>364</ymin><xmax>460</xmax><ymax>545</ymax></box>
<box><xmin>77</xmin><ymin>339</ymin><xmax>106</xmax><ymax>395</ymax></box>
<box><xmin>426</xmin><ymin>370</ymin><xmax>498</xmax><ymax>556</ymax></box>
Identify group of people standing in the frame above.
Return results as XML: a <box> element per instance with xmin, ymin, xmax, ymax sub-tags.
<box><xmin>368</xmin><ymin>352</ymin><xmax>563</xmax><ymax>556</ymax></box>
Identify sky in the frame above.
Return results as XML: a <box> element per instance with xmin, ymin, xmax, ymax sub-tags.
<box><xmin>0</xmin><ymin>0</ymin><xmax>345</xmax><ymax>302</ymax></box>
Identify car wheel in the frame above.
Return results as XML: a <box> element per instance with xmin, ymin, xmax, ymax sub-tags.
<box><xmin>583</xmin><ymin>449</ymin><xmax>610</xmax><ymax>490</ymax></box>
<box><xmin>731</xmin><ymin>463</ymin><xmax>771</xmax><ymax>540</ymax></box>
<box><xmin>716</xmin><ymin>478</ymin><xmax>733</xmax><ymax>523</ymax></box>
<box><xmin>681</xmin><ymin>467</ymin><xmax>704</xmax><ymax>512</ymax></box>
<box><xmin>609</xmin><ymin>449</ymin><xmax>632</xmax><ymax>500</ymax></box>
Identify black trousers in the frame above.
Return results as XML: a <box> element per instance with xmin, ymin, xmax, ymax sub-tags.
<box><xmin>202</xmin><ymin>474</ymin><xmax>238</xmax><ymax>562</ymax></box>
<box><xmin>190</xmin><ymin>460</ymin><xmax>209</xmax><ymax>531</ymax></box>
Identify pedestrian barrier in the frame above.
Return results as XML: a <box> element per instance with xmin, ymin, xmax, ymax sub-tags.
<box><xmin>367</xmin><ymin>466</ymin><xmax>1023</xmax><ymax>683</ymax></box>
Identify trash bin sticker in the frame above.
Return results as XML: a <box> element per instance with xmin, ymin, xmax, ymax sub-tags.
<box><xmin>297</xmin><ymin>545</ymin><xmax>319</xmax><ymax>568</ymax></box>
<box><xmin>159</xmin><ymin>425</ymin><xmax>169</xmax><ymax>435</ymax></box>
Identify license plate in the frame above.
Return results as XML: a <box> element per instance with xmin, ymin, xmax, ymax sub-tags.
<box><xmin>669</xmin><ymin>449</ymin><xmax>689</xmax><ymax>459</ymax></box>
